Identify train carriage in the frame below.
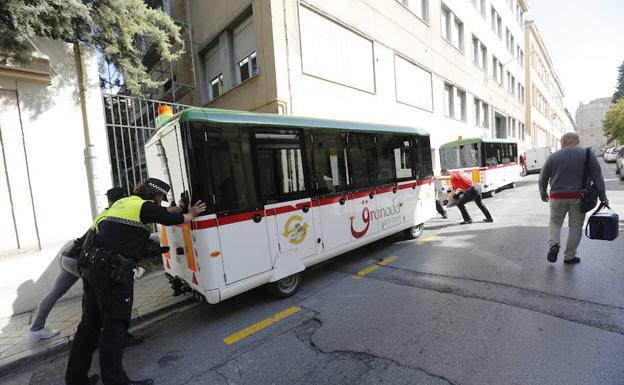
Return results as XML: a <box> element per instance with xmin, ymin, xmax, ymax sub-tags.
<box><xmin>145</xmin><ymin>107</ymin><xmax>436</xmax><ymax>302</ymax></box>
<box><xmin>439</xmin><ymin>137</ymin><xmax>520</xmax><ymax>197</ymax></box>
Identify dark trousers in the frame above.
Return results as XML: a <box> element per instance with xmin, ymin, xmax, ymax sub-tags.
<box><xmin>456</xmin><ymin>186</ymin><xmax>492</xmax><ymax>221</ymax></box>
<box><xmin>66</xmin><ymin>265</ymin><xmax>133</xmax><ymax>385</ymax></box>
<box><xmin>435</xmin><ymin>199</ymin><xmax>447</xmax><ymax>216</ymax></box>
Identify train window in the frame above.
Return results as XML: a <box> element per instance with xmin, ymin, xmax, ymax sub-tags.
<box><xmin>307</xmin><ymin>131</ymin><xmax>348</xmax><ymax>195</ymax></box>
<box><xmin>416</xmin><ymin>136</ymin><xmax>433</xmax><ymax>178</ymax></box>
<box><xmin>483</xmin><ymin>143</ymin><xmax>501</xmax><ymax>166</ymax></box>
<box><xmin>203</xmin><ymin>125</ymin><xmax>259</xmax><ymax>213</ymax></box>
<box><xmin>254</xmin><ymin>129</ymin><xmax>307</xmax><ymax>203</ymax></box>
<box><xmin>391</xmin><ymin>135</ymin><xmax>416</xmax><ymax>181</ymax></box>
<box><xmin>440</xmin><ymin>143</ymin><xmax>480</xmax><ymax>169</ymax></box>
<box><xmin>186</xmin><ymin>123</ymin><xmax>214</xmax><ymax>212</ymax></box>
<box><xmin>376</xmin><ymin>134</ymin><xmax>397</xmax><ymax>184</ymax></box>
<box><xmin>346</xmin><ymin>133</ymin><xmax>377</xmax><ymax>188</ymax></box>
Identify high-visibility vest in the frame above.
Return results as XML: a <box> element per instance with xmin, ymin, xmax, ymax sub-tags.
<box><xmin>92</xmin><ymin>209</ymin><xmax>108</xmax><ymax>229</ymax></box>
<box><xmin>94</xmin><ymin>196</ymin><xmax>149</xmax><ymax>231</ymax></box>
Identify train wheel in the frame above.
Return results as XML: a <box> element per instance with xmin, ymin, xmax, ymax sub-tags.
<box><xmin>404</xmin><ymin>224</ymin><xmax>424</xmax><ymax>239</ymax></box>
<box><xmin>267</xmin><ymin>273</ymin><xmax>302</xmax><ymax>299</ymax></box>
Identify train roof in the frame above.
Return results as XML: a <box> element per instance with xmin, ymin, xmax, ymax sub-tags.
<box><xmin>440</xmin><ymin>137</ymin><xmax>518</xmax><ymax>149</ymax></box>
<box><xmin>160</xmin><ymin>107</ymin><xmax>430</xmax><ymax>136</ymax></box>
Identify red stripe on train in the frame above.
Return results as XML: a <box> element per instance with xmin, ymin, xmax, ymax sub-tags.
<box><xmin>192</xmin><ymin>218</ymin><xmax>217</xmax><ymax>230</ymax></box>
<box><xmin>192</xmin><ymin>178</ymin><xmax>433</xmax><ymax>229</ymax></box>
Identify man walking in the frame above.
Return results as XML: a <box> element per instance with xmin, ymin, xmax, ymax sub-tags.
<box><xmin>538</xmin><ymin>133</ymin><xmax>607</xmax><ymax>264</ymax></box>
<box><xmin>439</xmin><ymin>169</ymin><xmax>493</xmax><ymax>224</ymax></box>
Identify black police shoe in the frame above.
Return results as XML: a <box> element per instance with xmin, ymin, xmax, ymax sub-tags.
<box><xmin>127</xmin><ymin>379</ymin><xmax>153</xmax><ymax>385</ymax></box>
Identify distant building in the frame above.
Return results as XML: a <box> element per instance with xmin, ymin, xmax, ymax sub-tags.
<box><xmin>575</xmin><ymin>97</ymin><xmax>612</xmax><ymax>152</ymax></box>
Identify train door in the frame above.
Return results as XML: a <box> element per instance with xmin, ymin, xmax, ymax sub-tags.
<box><xmin>347</xmin><ymin>133</ymin><xmax>380</xmax><ymax>240</ymax></box>
<box><xmin>202</xmin><ymin>126</ymin><xmax>273</xmax><ymax>284</ymax></box>
<box><xmin>374</xmin><ymin>134</ymin><xmax>404</xmax><ymax>232</ymax></box>
<box><xmin>307</xmin><ymin>131</ymin><xmax>353</xmax><ymax>251</ymax></box>
<box><xmin>253</xmin><ymin>129</ymin><xmax>316</xmax><ymax>268</ymax></box>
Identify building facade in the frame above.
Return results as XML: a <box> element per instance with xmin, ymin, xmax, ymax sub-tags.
<box><xmin>524</xmin><ymin>21</ymin><xmax>569</xmax><ymax>150</ymax></box>
<box><xmin>0</xmin><ymin>39</ymin><xmax>111</xmax><ymax>317</ymax></box>
<box><xmin>149</xmin><ymin>0</ymin><xmax>530</xmax><ymax>168</ymax></box>
<box><xmin>575</xmin><ymin>97</ymin><xmax>612</xmax><ymax>152</ymax></box>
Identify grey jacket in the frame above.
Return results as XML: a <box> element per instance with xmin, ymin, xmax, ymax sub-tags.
<box><xmin>538</xmin><ymin>145</ymin><xmax>607</xmax><ymax>201</ymax></box>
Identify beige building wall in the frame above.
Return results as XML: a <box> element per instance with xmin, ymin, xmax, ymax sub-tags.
<box><xmin>168</xmin><ymin>0</ymin><xmax>530</xmax><ymax>165</ymax></box>
<box><xmin>524</xmin><ymin>20</ymin><xmax>568</xmax><ymax>151</ymax></box>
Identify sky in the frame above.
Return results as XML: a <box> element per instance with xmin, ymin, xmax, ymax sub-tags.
<box><xmin>524</xmin><ymin>0</ymin><xmax>624</xmax><ymax>116</ymax></box>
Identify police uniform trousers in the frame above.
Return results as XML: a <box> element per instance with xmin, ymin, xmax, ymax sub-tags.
<box><xmin>66</xmin><ymin>263</ymin><xmax>133</xmax><ymax>385</ymax></box>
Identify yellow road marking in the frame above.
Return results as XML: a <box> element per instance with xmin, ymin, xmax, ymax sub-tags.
<box><xmin>417</xmin><ymin>232</ymin><xmax>439</xmax><ymax>245</ymax></box>
<box><xmin>352</xmin><ymin>265</ymin><xmax>380</xmax><ymax>279</ymax></box>
<box><xmin>353</xmin><ymin>255</ymin><xmax>399</xmax><ymax>279</ymax></box>
<box><xmin>378</xmin><ymin>255</ymin><xmax>398</xmax><ymax>266</ymax></box>
<box><xmin>223</xmin><ymin>306</ymin><xmax>300</xmax><ymax>345</ymax></box>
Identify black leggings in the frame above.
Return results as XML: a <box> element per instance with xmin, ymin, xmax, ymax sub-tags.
<box><xmin>456</xmin><ymin>186</ymin><xmax>492</xmax><ymax>221</ymax></box>
<box><xmin>435</xmin><ymin>199</ymin><xmax>447</xmax><ymax>216</ymax></box>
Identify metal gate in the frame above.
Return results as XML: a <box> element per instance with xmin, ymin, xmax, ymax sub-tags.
<box><xmin>103</xmin><ymin>94</ymin><xmax>188</xmax><ymax>193</ymax></box>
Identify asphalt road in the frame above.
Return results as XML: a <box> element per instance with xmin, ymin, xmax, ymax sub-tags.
<box><xmin>4</xmin><ymin>160</ymin><xmax>624</xmax><ymax>385</ymax></box>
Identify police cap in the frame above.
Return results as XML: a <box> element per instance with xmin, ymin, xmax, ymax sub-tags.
<box><xmin>146</xmin><ymin>178</ymin><xmax>171</xmax><ymax>202</ymax></box>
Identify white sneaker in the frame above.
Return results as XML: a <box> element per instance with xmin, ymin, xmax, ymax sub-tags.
<box><xmin>27</xmin><ymin>328</ymin><xmax>60</xmax><ymax>342</ymax></box>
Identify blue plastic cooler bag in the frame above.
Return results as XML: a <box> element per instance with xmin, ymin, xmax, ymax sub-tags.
<box><xmin>585</xmin><ymin>205</ymin><xmax>619</xmax><ymax>241</ymax></box>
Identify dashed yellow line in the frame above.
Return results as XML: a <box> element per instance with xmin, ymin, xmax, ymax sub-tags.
<box><xmin>353</xmin><ymin>255</ymin><xmax>399</xmax><ymax>279</ymax></box>
<box><xmin>417</xmin><ymin>232</ymin><xmax>439</xmax><ymax>245</ymax></box>
<box><xmin>352</xmin><ymin>265</ymin><xmax>380</xmax><ymax>279</ymax></box>
<box><xmin>378</xmin><ymin>255</ymin><xmax>398</xmax><ymax>266</ymax></box>
<box><xmin>223</xmin><ymin>306</ymin><xmax>300</xmax><ymax>345</ymax></box>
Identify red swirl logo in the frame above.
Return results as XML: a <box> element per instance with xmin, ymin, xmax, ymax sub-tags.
<box><xmin>350</xmin><ymin>207</ymin><xmax>370</xmax><ymax>238</ymax></box>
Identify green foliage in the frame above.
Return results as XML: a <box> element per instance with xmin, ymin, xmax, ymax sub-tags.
<box><xmin>614</xmin><ymin>61</ymin><xmax>624</xmax><ymax>103</ymax></box>
<box><xmin>604</xmin><ymin>99</ymin><xmax>624</xmax><ymax>142</ymax></box>
<box><xmin>0</xmin><ymin>0</ymin><xmax>183</xmax><ymax>95</ymax></box>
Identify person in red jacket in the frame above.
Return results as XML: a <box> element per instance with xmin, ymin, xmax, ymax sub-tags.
<box><xmin>440</xmin><ymin>169</ymin><xmax>493</xmax><ymax>224</ymax></box>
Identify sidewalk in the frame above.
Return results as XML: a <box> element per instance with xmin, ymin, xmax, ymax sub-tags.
<box><xmin>0</xmin><ymin>271</ymin><xmax>192</xmax><ymax>376</ymax></box>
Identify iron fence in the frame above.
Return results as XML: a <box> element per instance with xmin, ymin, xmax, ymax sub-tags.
<box><xmin>103</xmin><ymin>94</ymin><xmax>188</xmax><ymax>193</ymax></box>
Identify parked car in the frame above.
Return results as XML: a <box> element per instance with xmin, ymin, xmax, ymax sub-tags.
<box><xmin>616</xmin><ymin>147</ymin><xmax>624</xmax><ymax>175</ymax></box>
<box><xmin>604</xmin><ymin>147</ymin><xmax>619</xmax><ymax>163</ymax></box>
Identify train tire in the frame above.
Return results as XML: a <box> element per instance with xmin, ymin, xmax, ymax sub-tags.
<box><xmin>404</xmin><ymin>224</ymin><xmax>424</xmax><ymax>239</ymax></box>
<box><xmin>267</xmin><ymin>273</ymin><xmax>302</xmax><ymax>299</ymax></box>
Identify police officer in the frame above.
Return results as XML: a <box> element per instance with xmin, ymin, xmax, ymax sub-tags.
<box><xmin>66</xmin><ymin>178</ymin><xmax>206</xmax><ymax>385</ymax></box>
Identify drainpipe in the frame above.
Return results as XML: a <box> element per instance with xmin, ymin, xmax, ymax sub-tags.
<box><xmin>74</xmin><ymin>41</ymin><xmax>98</xmax><ymax>219</ymax></box>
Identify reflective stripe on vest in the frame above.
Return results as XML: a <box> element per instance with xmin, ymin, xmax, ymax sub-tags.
<box><xmin>94</xmin><ymin>196</ymin><xmax>149</xmax><ymax>231</ymax></box>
